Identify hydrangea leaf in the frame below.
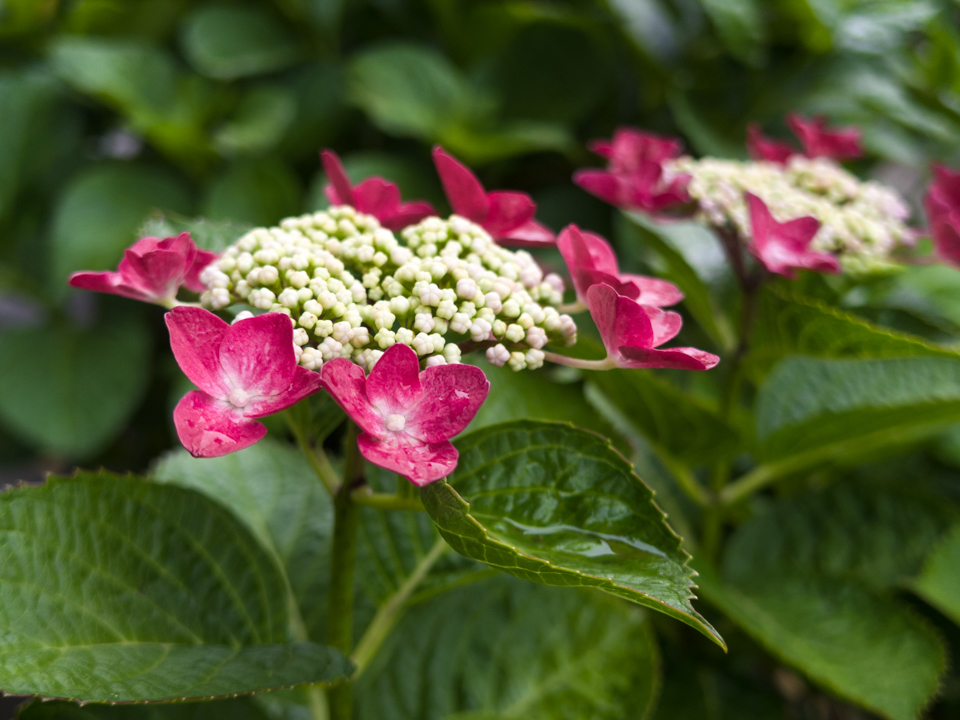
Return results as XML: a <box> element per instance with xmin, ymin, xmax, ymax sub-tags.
<box><xmin>755</xmin><ymin>356</ymin><xmax>960</xmax><ymax>462</ymax></box>
<box><xmin>0</xmin><ymin>316</ymin><xmax>150</xmax><ymax>459</ymax></box>
<box><xmin>203</xmin><ymin>158</ymin><xmax>301</xmax><ymax>227</ymax></box>
<box><xmin>420</xmin><ymin>420</ymin><xmax>722</xmax><ymax>647</ymax></box>
<box><xmin>748</xmin><ymin>287</ymin><xmax>960</xmax><ymax>379</ymax></box>
<box><xmin>911</xmin><ymin>523</ymin><xmax>960</xmax><ymax>626</ymax></box>
<box><xmin>138</xmin><ymin>213</ymin><xmax>251</xmax><ymax>254</ymax></box>
<box><xmin>355</xmin><ymin>577</ymin><xmax>660</xmax><ymax>720</ymax></box>
<box><xmin>18</xmin><ymin>698</ymin><xmax>270</xmax><ymax>719</ymax></box>
<box><xmin>0</xmin><ymin>471</ymin><xmax>350</xmax><ymax>702</ymax></box>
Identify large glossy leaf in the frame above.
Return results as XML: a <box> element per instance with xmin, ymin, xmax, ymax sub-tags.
<box><xmin>18</xmin><ymin>698</ymin><xmax>270</xmax><ymax>720</ymax></box>
<box><xmin>0</xmin><ymin>471</ymin><xmax>349</xmax><ymax>702</ymax></box>
<box><xmin>699</xmin><ymin>0</ymin><xmax>765</xmax><ymax>65</ymax></box>
<box><xmin>0</xmin><ymin>315</ymin><xmax>150</xmax><ymax>458</ymax></box>
<box><xmin>912</xmin><ymin>523</ymin><xmax>960</xmax><ymax>626</ymax></box>
<box><xmin>755</xmin><ymin>356</ymin><xmax>960</xmax><ymax>462</ymax></box>
<box><xmin>748</xmin><ymin>287</ymin><xmax>959</xmax><ymax>378</ymax></box>
<box><xmin>421</xmin><ymin>420</ymin><xmax>723</xmax><ymax>646</ymax></box>
<box><xmin>153</xmin><ymin>440</ymin><xmax>332</xmax><ymax>642</ymax></box>
<box><xmin>355</xmin><ymin>577</ymin><xmax>661</xmax><ymax>720</ymax></box>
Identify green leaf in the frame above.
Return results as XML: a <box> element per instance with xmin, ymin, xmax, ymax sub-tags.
<box><xmin>699</xmin><ymin>0</ymin><xmax>766</xmax><ymax>65</ymax></box>
<box><xmin>0</xmin><ymin>471</ymin><xmax>350</xmax><ymax>702</ymax></box>
<box><xmin>51</xmin><ymin>164</ymin><xmax>191</xmax><ymax>289</ymax></box>
<box><xmin>179</xmin><ymin>6</ymin><xmax>300</xmax><ymax>80</ymax></box>
<box><xmin>912</xmin><ymin>524</ymin><xmax>960</xmax><ymax>626</ymax></box>
<box><xmin>587</xmin><ymin>368</ymin><xmax>740</xmax><ymax>466</ymax></box>
<box><xmin>213</xmin><ymin>85</ymin><xmax>297</xmax><ymax>157</ymax></box>
<box><xmin>152</xmin><ymin>440</ymin><xmax>332</xmax><ymax>642</ymax></box>
<box><xmin>420</xmin><ymin>420</ymin><xmax>723</xmax><ymax>646</ymax></box>
<box><xmin>748</xmin><ymin>287</ymin><xmax>959</xmax><ymax>379</ymax></box>
<box><xmin>356</xmin><ymin>577</ymin><xmax>661</xmax><ymax>720</ymax></box>
<box><xmin>19</xmin><ymin>698</ymin><xmax>270</xmax><ymax>720</ymax></box>
<box><xmin>755</xmin><ymin>356</ymin><xmax>960</xmax><ymax>462</ymax></box>
<box><xmin>621</xmin><ymin>213</ymin><xmax>733</xmax><ymax>351</ymax></box>
<box><xmin>138</xmin><ymin>213</ymin><xmax>251</xmax><ymax>254</ymax></box>
<box><xmin>203</xmin><ymin>159</ymin><xmax>301</xmax><ymax>227</ymax></box>
<box><xmin>0</xmin><ymin>315</ymin><xmax>150</xmax><ymax>458</ymax></box>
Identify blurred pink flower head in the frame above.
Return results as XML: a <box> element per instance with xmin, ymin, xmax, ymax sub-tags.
<box><xmin>69</xmin><ymin>233</ymin><xmax>218</xmax><ymax>306</ymax></box>
<box><xmin>167</xmin><ymin>307</ymin><xmax>323</xmax><ymax>458</ymax></box>
<box><xmin>586</xmin><ymin>283</ymin><xmax>719</xmax><ymax>371</ymax></box>
<box><xmin>432</xmin><ymin>146</ymin><xmax>555</xmax><ymax>247</ymax></box>
<box><xmin>923</xmin><ymin>164</ymin><xmax>960</xmax><ymax>267</ymax></box>
<box><xmin>746</xmin><ymin>123</ymin><xmax>796</xmax><ymax>164</ymax></box>
<box><xmin>557</xmin><ymin>224</ymin><xmax>682</xmax><ymax>307</ymax></box>
<box><xmin>746</xmin><ymin>114</ymin><xmax>863</xmax><ymax>164</ymax></box>
<box><xmin>746</xmin><ymin>193</ymin><xmax>841</xmax><ymax>278</ymax></box>
<box><xmin>321</xmin><ymin>343</ymin><xmax>489</xmax><ymax>485</ymax></box>
<box><xmin>574</xmin><ymin>127</ymin><xmax>690</xmax><ymax>214</ymax></box>
<box><xmin>322</xmin><ymin>149</ymin><xmax>436</xmax><ymax>230</ymax></box>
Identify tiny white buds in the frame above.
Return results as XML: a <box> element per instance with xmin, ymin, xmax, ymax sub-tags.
<box><xmin>486</xmin><ymin>344</ymin><xmax>510</xmax><ymax>367</ymax></box>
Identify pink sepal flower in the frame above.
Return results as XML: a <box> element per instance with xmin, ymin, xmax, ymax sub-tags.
<box><xmin>786</xmin><ymin>113</ymin><xmax>863</xmax><ymax>161</ymax></box>
<box><xmin>746</xmin><ymin>193</ymin><xmax>841</xmax><ymax>278</ymax></box>
<box><xmin>923</xmin><ymin>164</ymin><xmax>960</xmax><ymax>266</ymax></box>
<box><xmin>557</xmin><ymin>224</ymin><xmax>682</xmax><ymax>307</ymax></box>
<box><xmin>574</xmin><ymin>127</ymin><xmax>690</xmax><ymax>214</ymax></box>
<box><xmin>322</xmin><ymin>150</ymin><xmax>436</xmax><ymax>231</ymax></box>
<box><xmin>321</xmin><ymin>343</ymin><xmax>489</xmax><ymax>485</ymax></box>
<box><xmin>167</xmin><ymin>307</ymin><xmax>323</xmax><ymax>458</ymax></box>
<box><xmin>69</xmin><ymin>233</ymin><xmax>218</xmax><ymax>306</ymax></box>
<box><xmin>746</xmin><ymin>123</ymin><xmax>796</xmax><ymax>164</ymax></box>
<box><xmin>586</xmin><ymin>284</ymin><xmax>719</xmax><ymax>371</ymax></box>
<box><xmin>432</xmin><ymin>146</ymin><xmax>555</xmax><ymax>247</ymax></box>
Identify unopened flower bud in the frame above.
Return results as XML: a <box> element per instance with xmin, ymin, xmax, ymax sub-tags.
<box><xmin>442</xmin><ymin>344</ymin><xmax>462</xmax><ymax>364</ymax></box>
<box><xmin>505</xmin><ymin>323</ymin><xmax>525</xmax><ymax>343</ymax></box>
<box><xmin>232</xmin><ymin>310</ymin><xmax>254</xmax><ymax>323</ymax></box>
<box><xmin>426</xmin><ymin>355</ymin><xmax>447</xmax><ymax>367</ymax></box>
<box><xmin>526</xmin><ymin>327</ymin><xmax>547</xmax><ymax>349</ymax></box>
<box><xmin>414</xmin><ymin>312</ymin><xmax>436</xmax><ymax>333</ymax></box>
<box><xmin>507</xmin><ymin>351</ymin><xmax>527</xmax><ymax>372</ymax></box>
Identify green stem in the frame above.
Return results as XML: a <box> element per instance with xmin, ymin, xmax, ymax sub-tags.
<box><xmin>351</xmin><ymin>488</ymin><xmax>424</xmax><ymax>512</ymax></box>
<box><xmin>287</xmin><ymin>413</ymin><xmax>340</xmax><ymax>495</ymax></box>
<box><xmin>327</xmin><ymin>421</ymin><xmax>363</xmax><ymax>720</ymax></box>
<box><xmin>542</xmin><ymin>351</ymin><xmax>616</xmax><ymax>371</ymax></box>
<box><xmin>350</xmin><ymin>538</ymin><xmax>448</xmax><ymax>678</ymax></box>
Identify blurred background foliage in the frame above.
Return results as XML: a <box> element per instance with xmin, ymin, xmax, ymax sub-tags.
<box><xmin>4</xmin><ymin>0</ymin><xmax>960</xmax><ymax>717</ymax></box>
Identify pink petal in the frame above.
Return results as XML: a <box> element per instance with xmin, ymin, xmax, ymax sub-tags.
<box><xmin>365</xmin><ymin>343</ymin><xmax>423</xmax><ymax>415</ymax></box>
<box><xmin>787</xmin><ymin>113</ymin><xmax>862</xmax><ymax>160</ymax></box>
<box><xmin>165</xmin><ymin>307</ymin><xmax>231</xmax><ymax>398</ymax></box>
<box><xmin>930</xmin><ymin>214</ymin><xmax>960</xmax><ymax>266</ymax></box>
<box><xmin>586</xmin><ymin>283</ymin><xmax>655</xmax><ymax>356</ymax></box>
<box><xmin>577</xmin><ymin>229</ymin><xmax>620</xmax><ymax>275</ymax></box>
<box><xmin>433</xmin><ymin>146</ymin><xmax>490</xmax><ymax>222</ymax></box>
<box><xmin>618</xmin><ymin>345</ymin><xmax>720</xmax><ymax>371</ymax></box>
<box><xmin>352</xmin><ymin>177</ymin><xmax>403</xmax><ymax>217</ymax></box>
<box><xmin>746</xmin><ymin>124</ymin><xmax>795</xmax><ymax>164</ymax></box>
<box><xmin>173</xmin><ymin>390</ymin><xmax>267</xmax><ymax>458</ymax></box>
<box><xmin>574</xmin><ymin>169</ymin><xmax>626</xmax><ymax>207</ymax></box>
<box><xmin>575</xmin><ymin>268</ymin><xmax>641</xmax><ymax>301</ymax></box>
<box><xmin>127</xmin><ymin>235</ymin><xmax>166</xmax><ymax>255</ymax></box>
<box><xmin>118</xmin><ymin>246</ymin><xmax>189</xmax><ymax>300</ymax></box>
<box><xmin>494</xmin><ymin>219</ymin><xmax>556</xmax><ymax>247</ymax></box>
<box><xmin>357</xmin><ymin>433</ymin><xmax>458</xmax><ymax>486</ymax></box>
<box><xmin>184</xmin><ymin>249</ymin><xmax>221</xmax><ymax>293</ymax></box>
<box><xmin>321</xmin><ymin>150</ymin><xmax>356</xmax><ymax>206</ymax></box>
<box><xmin>405</xmin><ymin>364</ymin><xmax>490</xmax><ymax>444</ymax></box>
<box><xmin>931</xmin><ymin>164</ymin><xmax>960</xmax><ymax>208</ymax></box>
<box><xmin>380</xmin><ymin>200</ymin><xmax>437</xmax><ymax>230</ymax></box>
<box><xmin>321</xmin><ymin>359</ymin><xmax>386</xmax><ymax>437</ymax></box>
<box><xmin>69</xmin><ymin>271</ymin><xmax>153</xmax><ymax>302</ymax></box>
<box><xmin>644</xmin><ymin>306</ymin><xmax>683</xmax><ymax>346</ymax></box>
<box><xmin>746</xmin><ymin>193</ymin><xmax>838</xmax><ymax>277</ymax></box>
<box><xmin>558</xmin><ymin>225</ymin><xmax>622</xmax><ymax>299</ymax></box>
<box><xmin>620</xmin><ymin>274</ymin><xmax>684</xmax><ymax>307</ymax></box>
<box><xmin>607</xmin><ymin>128</ymin><xmax>684</xmax><ymax>174</ymax></box>
<box><xmin>246</xmin><ymin>366</ymin><xmax>324</xmax><ymax>418</ymax></box>
<box><xmin>219</xmin><ymin>313</ymin><xmax>297</xmax><ymax>397</ymax></box>
<box><xmin>482</xmin><ymin>191</ymin><xmax>536</xmax><ymax>237</ymax></box>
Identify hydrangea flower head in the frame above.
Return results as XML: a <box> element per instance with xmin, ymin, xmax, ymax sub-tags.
<box><xmin>321</xmin><ymin>150</ymin><xmax>435</xmax><ymax>230</ymax></box>
<box><xmin>321</xmin><ymin>343</ymin><xmax>489</xmax><ymax>485</ymax></box>
<box><xmin>432</xmin><ymin>146</ymin><xmax>555</xmax><ymax>247</ymax></box>
<box><xmin>573</xmin><ymin>127</ymin><xmax>690</xmax><ymax>214</ymax></box>
<box><xmin>586</xmin><ymin>284</ymin><xmax>719</xmax><ymax>371</ymax></box>
<box><xmin>69</xmin><ymin>233</ymin><xmax>218</xmax><ymax>307</ymax></box>
<box><xmin>557</xmin><ymin>224</ymin><xmax>682</xmax><ymax>307</ymax></box>
<box><xmin>924</xmin><ymin>164</ymin><xmax>960</xmax><ymax>266</ymax></box>
<box><xmin>167</xmin><ymin>307</ymin><xmax>323</xmax><ymax>458</ymax></box>
<box><xmin>786</xmin><ymin>113</ymin><xmax>863</xmax><ymax>161</ymax></box>
<box><xmin>746</xmin><ymin>193</ymin><xmax>841</xmax><ymax>278</ymax></box>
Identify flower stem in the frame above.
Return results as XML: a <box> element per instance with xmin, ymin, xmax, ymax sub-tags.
<box><xmin>286</xmin><ymin>412</ymin><xmax>340</xmax><ymax>495</ymax></box>
<box><xmin>542</xmin><ymin>351</ymin><xmax>616</xmax><ymax>371</ymax></box>
<box><xmin>350</xmin><ymin>537</ymin><xmax>448</xmax><ymax>678</ymax></box>
<box><xmin>557</xmin><ymin>300</ymin><xmax>587</xmax><ymax>314</ymax></box>
<box><xmin>327</xmin><ymin>421</ymin><xmax>362</xmax><ymax>720</ymax></box>
<box><xmin>350</xmin><ymin>488</ymin><xmax>424</xmax><ymax>512</ymax></box>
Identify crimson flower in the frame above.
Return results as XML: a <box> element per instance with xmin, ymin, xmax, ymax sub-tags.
<box><xmin>746</xmin><ymin>124</ymin><xmax>796</xmax><ymax>164</ymax></box>
<box><xmin>167</xmin><ymin>307</ymin><xmax>323</xmax><ymax>458</ymax></box>
<box><xmin>322</xmin><ymin>150</ymin><xmax>435</xmax><ymax>231</ymax></box>
<box><xmin>587</xmin><ymin>284</ymin><xmax>719</xmax><ymax>371</ymax></box>
<box><xmin>786</xmin><ymin>114</ymin><xmax>863</xmax><ymax>161</ymax></box>
<box><xmin>557</xmin><ymin>224</ymin><xmax>682</xmax><ymax>307</ymax></box>
<box><xmin>923</xmin><ymin>164</ymin><xmax>960</xmax><ymax>266</ymax></box>
<box><xmin>573</xmin><ymin>127</ymin><xmax>690</xmax><ymax>214</ymax></box>
<box><xmin>746</xmin><ymin>193</ymin><xmax>840</xmax><ymax>278</ymax></box>
<box><xmin>321</xmin><ymin>343</ymin><xmax>489</xmax><ymax>485</ymax></box>
<box><xmin>69</xmin><ymin>233</ymin><xmax>218</xmax><ymax>306</ymax></box>
<box><xmin>432</xmin><ymin>146</ymin><xmax>555</xmax><ymax>247</ymax></box>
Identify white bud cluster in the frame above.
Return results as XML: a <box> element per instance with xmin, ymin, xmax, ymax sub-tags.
<box><xmin>201</xmin><ymin>206</ymin><xmax>576</xmax><ymax>372</ymax></box>
<box><xmin>668</xmin><ymin>155</ymin><xmax>912</xmax><ymax>272</ymax></box>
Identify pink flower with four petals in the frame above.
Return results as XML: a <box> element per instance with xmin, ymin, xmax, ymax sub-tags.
<box><xmin>746</xmin><ymin>114</ymin><xmax>863</xmax><ymax>164</ymax></box>
<box><xmin>167</xmin><ymin>307</ymin><xmax>323</xmax><ymax>458</ymax></box>
<box><xmin>586</xmin><ymin>284</ymin><xmax>719</xmax><ymax>371</ymax></box>
<box><xmin>746</xmin><ymin>124</ymin><xmax>796</xmax><ymax>164</ymax></box>
<box><xmin>923</xmin><ymin>164</ymin><xmax>960</xmax><ymax>267</ymax></box>
<box><xmin>321</xmin><ymin>343</ymin><xmax>489</xmax><ymax>485</ymax></box>
<box><xmin>557</xmin><ymin>224</ymin><xmax>682</xmax><ymax>307</ymax></box>
<box><xmin>322</xmin><ymin>150</ymin><xmax>436</xmax><ymax>230</ymax></box>
<box><xmin>745</xmin><ymin>193</ymin><xmax>840</xmax><ymax>278</ymax></box>
<box><xmin>432</xmin><ymin>146</ymin><xmax>555</xmax><ymax>247</ymax></box>
<box><xmin>69</xmin><ymin>233</ymin><xmax>218</xmax><ymax>306</ymax></box>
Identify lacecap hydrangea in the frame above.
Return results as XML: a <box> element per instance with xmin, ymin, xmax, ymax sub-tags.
<box><xmin>199</xmin><ymin>205</ymin><xmax>576</xmax><ymax>373</ymax></box>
